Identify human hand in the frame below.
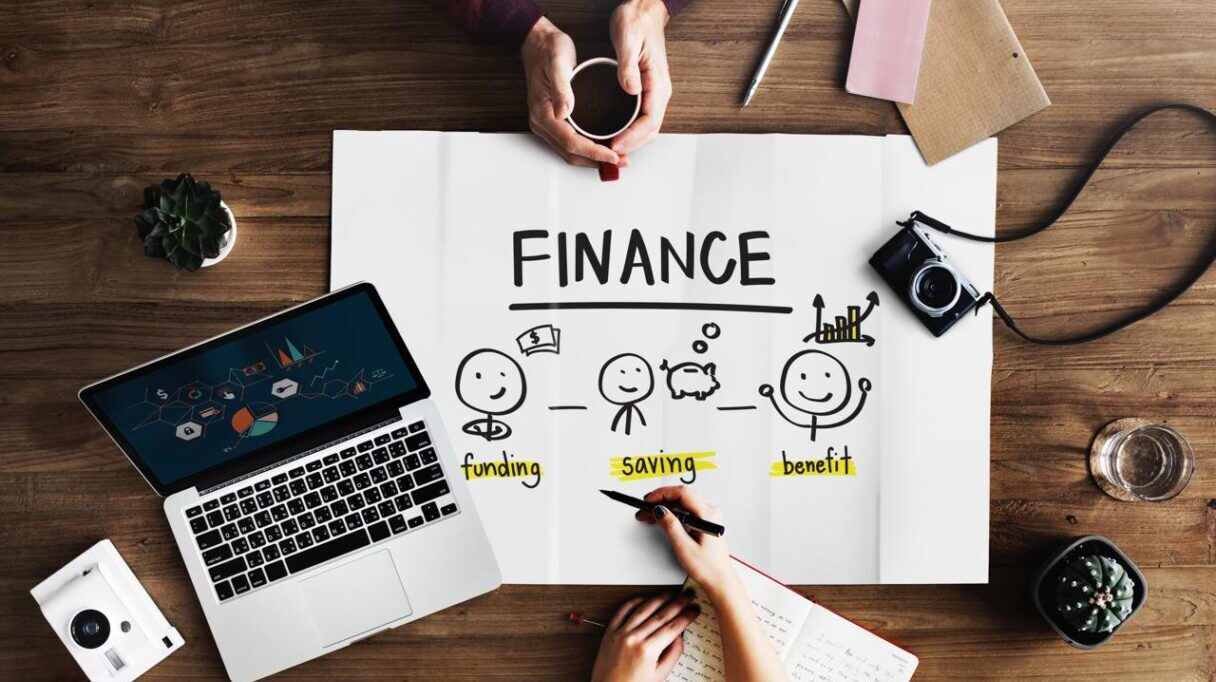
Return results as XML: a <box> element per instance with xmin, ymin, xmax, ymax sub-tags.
<box><xmin>608</xmin><ymin>0</ymin><xmax>673</xmax><ymax>156</ymax></box>
<box><xmin>635</xmin><ymin>486</ymin><xmax>737</xmax><ymax>595</ymax></box>
<box><xmin>590</xmin><ymin>589</ymin><xmax>700</xmax><ymax>682</ymax></box>
<box><xmin>521</xmin><ymin>17</ymin><xmax>621</xmax><ymax>168</ymax></box>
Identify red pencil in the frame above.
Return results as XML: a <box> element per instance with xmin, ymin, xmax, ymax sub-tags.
<box><xmin>568</xmin><ymin>611</ymin><xmax>606</xmax><ymax>629</ymax></box>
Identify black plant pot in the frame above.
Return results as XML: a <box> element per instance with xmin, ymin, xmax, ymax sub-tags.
<box><xmin>1031</xmin><ymin>535</ymin><xmax>1147</xmax><ymax>649</ymax></box>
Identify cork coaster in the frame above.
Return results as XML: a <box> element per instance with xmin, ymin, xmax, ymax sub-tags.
<box><xmin>1088</xmin><ymin>418</ymin><xmax>1152</xmax><ymax>502</ymax></box>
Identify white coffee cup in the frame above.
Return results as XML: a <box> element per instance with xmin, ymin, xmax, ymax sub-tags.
<box><xmin>567</xmin><ymin>57</ymin><xmax>642</xmax><ymax>140</ymax></box>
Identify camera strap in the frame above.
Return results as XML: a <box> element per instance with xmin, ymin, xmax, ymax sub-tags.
<box><xmin>902</xmin><ymin>103</ymin><xmax>1216</xmax><ymax>345</ymax></box>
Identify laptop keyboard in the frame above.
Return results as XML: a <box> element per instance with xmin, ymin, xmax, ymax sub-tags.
<box><xmin>183</xmin><ymin>419</ymin><xmax>459</xmax><ymax>602</ymax></box>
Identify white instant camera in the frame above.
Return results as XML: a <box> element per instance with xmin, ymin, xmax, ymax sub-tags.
<box><xmin>31</xmin><ymin>540</ymin><xmax>184</xmax><ymax>681</ymax></box>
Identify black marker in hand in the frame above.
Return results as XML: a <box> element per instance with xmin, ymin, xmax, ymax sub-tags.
<box><xmin>600</xmin><ymin>489</ymin><xmax>725</xmax><ymax>537</ymax></box>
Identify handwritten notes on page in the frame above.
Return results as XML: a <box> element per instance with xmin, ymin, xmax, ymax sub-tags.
<box><xmin>787</xmin><ymin>606</ymin><xmax>917</xmax><ymax>682</ymax></box>
<box><xmin>667</xmin><ymin>559</ymin><xmax>917</xmax><ymax>682</ymax></box>
<box><xmin>669</xmin><ymin>574</ymin><xmax>812</xmax><ymax>682</ymax></box>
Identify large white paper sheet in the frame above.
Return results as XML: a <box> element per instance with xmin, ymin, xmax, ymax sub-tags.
<box><xmin>331</xmin><ymin>132</ymin><xmax>994</xmax><ymax>584</ymax></box>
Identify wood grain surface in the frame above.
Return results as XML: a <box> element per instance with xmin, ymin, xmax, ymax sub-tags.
<box><xmin>2</xmin><ymin>1</ymin><xmax>1214</xmax><ymax>680</ymax></box>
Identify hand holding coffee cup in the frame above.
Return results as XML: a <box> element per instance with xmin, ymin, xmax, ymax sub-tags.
<box><xmin>568</xmin><ymin>58</ymin><xmax>642</xmax><ymax>181</ymax></box>
<box><xmin>519</xmin><ymin>2</ymin><xmax>673</xmax><ymax>175</ymax></box>
<box><xmin>521</xmin><ymin>17</ymin><xmax>622</xmax><ymax>170</ymax></box>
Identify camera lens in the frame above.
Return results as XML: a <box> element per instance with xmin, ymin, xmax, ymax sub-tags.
<box><xmin>70</xmin><ymin>609</ymin><xmax>111</xmax><ymax>649</ymax></box>
<box><xmin>910</xmin><ymin>262</ymin><xmax>961</xmax><ymax>317</ymax></box>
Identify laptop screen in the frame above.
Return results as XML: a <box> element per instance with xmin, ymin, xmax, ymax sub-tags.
<box><xmin>80</xmin><ymin>284</ymin><xmax>428</xmax><ymax>495</ymax></box>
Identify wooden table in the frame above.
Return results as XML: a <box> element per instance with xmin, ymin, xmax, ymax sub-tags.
<box><xmin>2</xmin><ymin>1</ymin><xmax>1214</xmax><ymax>679</ymax></box>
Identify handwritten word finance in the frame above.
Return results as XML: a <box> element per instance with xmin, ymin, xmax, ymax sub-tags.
<box><xmin>513</xmin><ymin>230</ymin><xmax>776</xmax><ymax>288</ymax></box>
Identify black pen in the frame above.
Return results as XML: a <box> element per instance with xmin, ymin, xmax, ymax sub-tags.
<box><xmin>600</xmin><ymin>489</ymin><xmax>726</xmax><ymax>537</ymax></box>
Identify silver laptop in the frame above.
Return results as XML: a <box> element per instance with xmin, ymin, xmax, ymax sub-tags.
<box><xmin>79</xmin><ymin>282</ymin><xmax>501</xmax><ymax>682</ymax></box>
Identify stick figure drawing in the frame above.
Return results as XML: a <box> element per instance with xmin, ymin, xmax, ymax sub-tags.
<box><xmin>598</xmin><ymin>353</ymin><xmax>654</xmax><ymax>436</ymax></box>
<box><xmin>455</xmin><ymin>348</ymin><xmax>527</xmax><ymax>441</ymax></box>
<box><xmin>759</xmin><ymin>349</ymin><xmax>871</xmax><ymax>441</ymax></box>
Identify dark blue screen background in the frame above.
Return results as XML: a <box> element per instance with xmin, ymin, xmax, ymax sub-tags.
<box><xmin>90</xmin><ymin>292</ymin><xmax>417</xmax><ymax>486</ymax></box>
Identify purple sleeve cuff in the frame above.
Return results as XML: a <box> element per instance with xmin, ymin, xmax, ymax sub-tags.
<box><xmin>481</xmin><ymin>0</ymin><xmax>545</xmax><ymax>52</ymax></box>
<box><xmin>662</xmin><ymin>0</ymin><xmax>693</xmax><ymax>16</ymax></box>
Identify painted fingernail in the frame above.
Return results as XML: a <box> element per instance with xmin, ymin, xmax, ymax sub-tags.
<box><xmin>654</xmin><ymin>505</ymin><xmax>668</xmax><ymax>519</ymax></box>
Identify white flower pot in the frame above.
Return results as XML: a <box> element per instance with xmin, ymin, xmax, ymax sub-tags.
<box><xmin>201</xmin><ymin>201</ymin><xmax>238</xmax><ymax>268</ymax></box>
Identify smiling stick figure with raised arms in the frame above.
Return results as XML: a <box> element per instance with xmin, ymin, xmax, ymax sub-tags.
<box><xmin>455</xmin><ymin>348</ymin><xmax>527</xmax><ymax>441</ymax></box>
<box><xmin>599</xmin><ymin>353</ymin><xmax>655</xmax><ymax>436</ymax></box>
<box><xmin>759</xmin><ymin>349</ymin><xmax>871</xmax><ymax>441</ymax></box>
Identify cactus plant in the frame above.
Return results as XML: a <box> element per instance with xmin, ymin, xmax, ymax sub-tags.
<box><xmin>135</xmin><ymin>173</ymin><xmax>233</xmax><ymax>272</ymax></box>
<box><xmin>1054</xmin><ymin>553</ymin><xmax>1136</xmax><ymax>633</ymax></box>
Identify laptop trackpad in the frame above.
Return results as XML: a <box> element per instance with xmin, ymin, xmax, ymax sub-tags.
<box><xmin>301</xmin><ymin>550</ymin><xmax>413</xmax><ymax>647</ymax></box>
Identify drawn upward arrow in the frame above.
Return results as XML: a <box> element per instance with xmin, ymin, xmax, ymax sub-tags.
<box><xmin>812</xmin><ymin>294</ymin><xmax>825</xmax><ymax>337</ymax></box>
<box><xmin>859</xmin><ymin>290</ymin><xmax>880</xmax><ymax>322</ymax></box>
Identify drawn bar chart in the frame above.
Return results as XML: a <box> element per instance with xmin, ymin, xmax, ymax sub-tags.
<box><xmin>805</xmin><ymin>293</ymin><xmax>879</xmax><ymax>346</ymax></box>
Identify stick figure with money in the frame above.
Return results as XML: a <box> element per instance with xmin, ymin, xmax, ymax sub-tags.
<box><xmin>456</xmin><ymin>348</ymin><xmax>527</xmax><ymax>441</ymax></box>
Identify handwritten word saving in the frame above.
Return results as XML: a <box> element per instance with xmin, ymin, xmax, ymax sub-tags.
<box><xmin>610</xmin><ymin>451</ymin><xmax>717</xmax><ymax>483</ymax></box>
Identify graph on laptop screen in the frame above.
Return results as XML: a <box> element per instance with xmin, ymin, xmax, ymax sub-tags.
<box><xmin>89</xmin><ymin>291</ymin><xmax>418</xmax><ymax>488</ymax></box>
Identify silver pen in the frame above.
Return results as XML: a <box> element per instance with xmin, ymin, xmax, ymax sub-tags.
<box><xmin>741</xmin><ymin>0</ymin><xmax>801</xmax><ymax>108</ymax></box>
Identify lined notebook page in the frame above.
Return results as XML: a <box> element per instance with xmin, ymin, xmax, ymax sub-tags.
<box><xmin>786</xmin><ymin>606</ymin><xmax>917</xmax><ymax>682</ymax></box>
<box><xmin>667</xmin><ymin>559</ymin><xmax>917</xmax><ymax>682</ymax></box>
<box><xmin>667</xmin><ymin>569</ymin><xmax>814</xmax><ymax>682</ymax></box>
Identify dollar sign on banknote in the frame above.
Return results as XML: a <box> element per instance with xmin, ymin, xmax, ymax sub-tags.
<box><xmin>517</xmin><ymin>324</ymin><xmax>561</xmax><ymax>356</ymax></box>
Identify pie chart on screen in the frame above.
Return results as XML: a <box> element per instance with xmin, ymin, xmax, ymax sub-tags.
<box><xmin>231</xmin><ymin>402</ymin><xmax>278</xmax><ymax>438</ymax></box>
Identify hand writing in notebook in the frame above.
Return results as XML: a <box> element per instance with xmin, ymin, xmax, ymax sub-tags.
<box><xmin>593</xmin><ymin>486</ymin><xmax>789</xmax><ymax>682</ymax></box>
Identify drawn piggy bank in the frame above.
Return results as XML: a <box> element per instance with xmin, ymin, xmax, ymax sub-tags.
<box><xmin>660</xmin><ymin>360</ymin><xmax>721</xmax><ymax>400</ymax></box>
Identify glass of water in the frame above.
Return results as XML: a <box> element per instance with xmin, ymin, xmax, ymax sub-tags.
<box><xmin>1091</xmin><ymin>419</ymin><xmax>1194</xmax><ymax>502</ymax></box>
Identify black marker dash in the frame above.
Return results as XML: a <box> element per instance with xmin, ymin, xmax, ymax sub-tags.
<box><xmin>716</xmin><ymin>405</ymin><xmax>757</xmax><ymax>411</ymax></box>
<box><xmin>510</xmin><ymin>302</ymin><xmax>792</xmax><ymax>314</ymax></box>
<box><xmin>548</xmin><ymin>405</ymin><xmax>588</xmax><ymax>411</ymax></box>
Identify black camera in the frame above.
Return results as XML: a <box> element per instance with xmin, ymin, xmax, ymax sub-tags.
<box><xmin>869</xmin><ymin>221</ymin><xmax>981</xmax><ymax>337</ymax></box>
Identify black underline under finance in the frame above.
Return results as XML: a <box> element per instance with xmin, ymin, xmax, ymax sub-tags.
<box><xmin>509</xmin><ymin>301</ymin><xmax>793</xmax><ymax>314</ymax></box>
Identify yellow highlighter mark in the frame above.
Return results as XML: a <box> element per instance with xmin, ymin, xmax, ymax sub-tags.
<box><xmin>770</xmin><ymin>448</ymin><xmax>856</xmax><ymax>477</ymax></box>
<box><xmin>610</xmin><ymin>451</ymin><xmax>717</xmax><ymax>484</ymax></box>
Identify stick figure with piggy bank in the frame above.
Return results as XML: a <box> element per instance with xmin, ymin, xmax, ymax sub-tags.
<box><xmin>759</xmin><ymin>349</ymin><xmax>871</xmax><ymax>441</ymax></box>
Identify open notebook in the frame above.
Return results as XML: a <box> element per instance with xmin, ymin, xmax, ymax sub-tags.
<box><xmin>670</xmin><ymin>559</ymin><xmax>917</xmax><ymax>681</ymax></box>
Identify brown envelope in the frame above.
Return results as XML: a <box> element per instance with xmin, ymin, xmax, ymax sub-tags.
<box><xmin>841</xmin><ymin>0</ymin><xmax>1050</xmax><ymax>164</ymax></box>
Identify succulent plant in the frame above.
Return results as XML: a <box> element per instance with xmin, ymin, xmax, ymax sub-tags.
<box><xmin>1054</xmin><ymin>553</ymin><xmax>1136</xmax><ymax>633</ymax></box>
<box><xmin>135</xmin><ymin>173</ymin><xmax>233</xmax><ymax>272</ymax></box>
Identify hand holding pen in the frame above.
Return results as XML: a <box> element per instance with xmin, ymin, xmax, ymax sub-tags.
<box><xmin>600</xmin><ymin>489</ymin><xmax>725</xmax><ymax>537</ymax></box>
<box><xmin>627</xmin><ymin>486</ymin><xmax>736</xmax><ymax>591</ymax></box>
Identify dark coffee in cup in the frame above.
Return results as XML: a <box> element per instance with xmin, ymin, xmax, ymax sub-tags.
<box><xmin>569</xmin><ymin>59</ymin><xmax>640</xmax><ymax>140</ymax></box>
